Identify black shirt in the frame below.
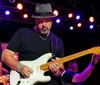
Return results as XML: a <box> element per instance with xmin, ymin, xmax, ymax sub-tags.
<box><xmin>7</xmin><ymin>28</ymin><xmax>64</xmax><ymax>85</ymax></box>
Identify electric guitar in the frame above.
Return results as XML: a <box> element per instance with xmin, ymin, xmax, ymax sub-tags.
<box><xmin>10</xmin><ymin>46</ymin><xmax>100</xmax><ymax>85</ymax></box>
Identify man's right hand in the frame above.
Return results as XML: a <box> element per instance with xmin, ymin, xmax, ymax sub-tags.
<box><xmin>19</xmin><ymin>65</ymin><xmax>33</xmax><ymax>78</ymax></box>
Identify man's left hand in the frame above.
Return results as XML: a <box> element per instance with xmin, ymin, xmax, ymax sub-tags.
<box><xmin>49</xmin><ymin>57</ymin><xmax>65</xmax><ymax>76</ymax></box>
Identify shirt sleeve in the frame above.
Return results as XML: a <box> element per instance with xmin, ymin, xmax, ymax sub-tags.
<box><xmin>6</xmin><ymin>29</ymin><xmax>21</xmax><ymax>52</ymax></box>
<box><xmin>62</xmin><ymin>70</ymin><xmax>76</xmax><ymax>84</ymax></box>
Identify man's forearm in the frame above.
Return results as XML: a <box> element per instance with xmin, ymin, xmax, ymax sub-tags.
<box><xmin>2</xmin><ymin>51</ymin><xmax>19</xmax><ymax>71</ymax></box>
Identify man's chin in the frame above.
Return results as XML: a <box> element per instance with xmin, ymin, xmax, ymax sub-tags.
<box><xmin>40</xmin><ymin>31</ymin><xmax>49</xmax><ymax>35</ymax></box>
<box><xmin>40</xmin><ymin>32</ymin><xmax>48</xmax><ymax>35</ymax></box>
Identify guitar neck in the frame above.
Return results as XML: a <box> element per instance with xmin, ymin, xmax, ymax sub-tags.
<box><xmin>40</xmin><ymin>49</ymin><xmax>91</xmax><ymax>71</ymax></box>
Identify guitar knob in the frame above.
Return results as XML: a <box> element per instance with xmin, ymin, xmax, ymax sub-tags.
<box><xmin>17</xmin><ymin>80</ymin><xmax>20</xmax><ymax>85</ymax></box>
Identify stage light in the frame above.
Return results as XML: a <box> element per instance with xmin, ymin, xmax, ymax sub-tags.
<box><xmin>77</xmin><ymin>23</ymin><xmax>82</xmax><ymax>27</ymax></box>
<box><xmin>89</xmin><ymin>16</ymin><xmax>94</xmax><ymax>22</ymax></box>
<box><xmin>17</xmin><ymin>3</ymin><xmax>23</xmax><ymax>10</ymax></box>
<box><xmin>9</xmin><ymin>0</ymin><xmax>15</xmax><ymax>3</ymax></box>
<box><xmin>56</xmin><ymin>19</ymin><xmax>60</xmax><ymax>23</ymax></box>
<box><xmin>23</xmin><ymin>14</ymin><xmax>28</xmax><ymax>18</ymax></box>
<box><xmin>89</xmin><ymin>25</ymin><xmax>94</xmax><ymax>29</ymax></box>
<box><xmin>69</xmin><ymin>26</ymin><xmax>74</xmax><ymax>30</ymax></box>
<box><xmin>76</xmin><ymin>15</ymin><xmax>80</xmax><ymax>20</ymax></box>
<box><xmin>68</xmin><ymin>13</ymin><xmax>73</xmax><ymax>18</ymax></box>
<box><xmin>5</xmin><ymin>11</ymin><xmax>10</xmax><ymax>15</ymax></box>
<box><xmin>53</xmin><ymin>10</ymin><xmax>58</xmax><ymax>16</ymax></box>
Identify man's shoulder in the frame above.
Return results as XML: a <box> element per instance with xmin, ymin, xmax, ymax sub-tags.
<box><xmin>17</xmin><ymin>28</ymin><xmax>32</xmax><ymax>32</ymax></box>
<box><xmin>50</xmin><ymin>32</ymin><xmax>61</xmax><ymax>40</ymax></box>
<box><xmin>15</xmin><ymin>28</ymin><xmax>34</xmax><ymax>34</ymax></box>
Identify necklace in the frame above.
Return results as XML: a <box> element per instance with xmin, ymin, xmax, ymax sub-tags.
<box><xmin>38</xmin><ymin>34</ymin><xmax>48</xmax><ymax>40</ymax></box>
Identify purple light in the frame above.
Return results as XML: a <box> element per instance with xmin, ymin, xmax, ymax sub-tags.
<box><xmin>89</xmin><ymin>25</ymin><xmax>94</xmax><ymax>29</ymax></box>
<box><xmin>76</xmin><ymin>15</ymin><xmax>80</xmax><ymax>20</ymax></box>
<box><xmin>56</xmin><ymin>19</ymin><xmax>60</xmax><ymax>23</ymax></box>
<box><xmin>5</xmin><ymin>11</ymin><xmax>10</xmax><ymax>15</ymax></box>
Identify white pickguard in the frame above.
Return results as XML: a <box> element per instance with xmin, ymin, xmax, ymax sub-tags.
<box><xmin>10</xmin><ymin>53</ymin><xmax>52</xmax><ymax>85</ymax></box>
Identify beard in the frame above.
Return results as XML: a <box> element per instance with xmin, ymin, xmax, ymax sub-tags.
<box><xmin>39</xmin><ymin>26</ymin><xmax>50</xmax><ymax>35</ymax></box>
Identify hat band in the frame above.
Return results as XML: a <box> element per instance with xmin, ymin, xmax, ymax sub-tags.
<box><xmin>34</xmin><ymin>12</ymin><xmax>54</xmax><ymax>16</ymax></box>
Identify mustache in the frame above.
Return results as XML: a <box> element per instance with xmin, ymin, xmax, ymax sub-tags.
<box><xmin>41</xmin><ymin>26</ymin><xmax>48</xmax><ymax>29</ymax></box>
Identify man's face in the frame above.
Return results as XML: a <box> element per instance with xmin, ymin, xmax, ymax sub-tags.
<box><xmin>72</xmin><ymin>62</ymin><xmax>78</xmax><ymax>72</ymax></box>
<box><xmin>35</xmin><ymin>18</ymin><xmax>52</xmax><ymax>35</ymax></box>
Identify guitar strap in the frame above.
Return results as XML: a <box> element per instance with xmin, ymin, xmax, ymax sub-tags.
<box><xmin>50</xmin><ymin>33</ymin><xmax>58</xmax><ymax>59</ymax></box>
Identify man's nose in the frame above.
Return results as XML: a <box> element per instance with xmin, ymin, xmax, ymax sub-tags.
<box><xmin>42</xmin><ymin>21</ymin><xmax>46</xmax><ymax>26</ymax></box>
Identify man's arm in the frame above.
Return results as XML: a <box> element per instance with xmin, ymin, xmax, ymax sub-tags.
<box><xmin>1</xmin><ymin>49</ymin><xmax>33</xmax><ymax>78</ymax></box>
<box><xmin>72</xmin><ymin>54</ymin><xmax>100</xmax><ymax>83</ymax></box>
<box><xmin>1</xmin><ymin>49</ymin><xmax>19</xmax><ymax>71</ymax></box>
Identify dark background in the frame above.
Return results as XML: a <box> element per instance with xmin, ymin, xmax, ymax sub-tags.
<box><xmin>0</xmin><ymin>0</ymin><xmax>100</xmax><ymax>85</ymax></box>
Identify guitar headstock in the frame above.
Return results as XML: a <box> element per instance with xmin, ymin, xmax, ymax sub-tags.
<box><xmin>89</xmin><ymin>46</ymin><xmax>100</xmax><ymax>54</ymax></box>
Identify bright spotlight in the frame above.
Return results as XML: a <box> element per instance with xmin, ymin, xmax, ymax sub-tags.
<box><xmin>56</xmin><ymin>19</ymin><xmax>60</xmax><ymax>23</ymax></box>
<box><xmin>77</xmin><ymin>23</ymin><xmax>82</xmax><ymax>27</ymax></box>
<box><xmin>69</xmin><ymin>26</ymin><xmax>74</xmax><ymax>30</ymax></box>
<box><xmin>76</xmin><ymin>15</ymin><xmax>80</xmax><ymax>20</ymax></box>
<box><xmin>17</xmin><ymin>3</ymin><xmax>23</xmax><ymax>10</ymax></box>
<box><xmin>53</xmin><ymin>10</ymin><xmax>59</xmax><ymax>16</ymax></box>
<box><xmin>5</xmin><ymin>10</ymin><xmax>10</xmax><ymax>15</ymax></box>
<box><xmin>89</xmin><ymin>25</ymin><xmax>94</xmax><ymax>29</ymax></box>
<box><xmin>23</xmin><ymin>14</ymin><xmax>28</xmax><ymax>18</ymax></box>
<box><xmin>68</xmin><ymin>13</ymin><xmax>73</xmax><ymax>18</ymax></box>
<box><xmin>89</xmin><ymin>16</ymin><xmax>94</xmax><ymax>22</ymax></box>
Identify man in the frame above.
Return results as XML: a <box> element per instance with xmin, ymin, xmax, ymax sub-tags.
<box><xmin>1</xmin><ymin>3</ymin><xmax>64</xmax><ymax>85</ymax></box>
<box><xmin>62</xmin><ymin>54</ymin><xmax>100</xmax><ymax>85</ymax></box>
<box><xmin>1</xmin><ymin>3</ymin><xmax>100</xmax><ymax>85</ymax></box>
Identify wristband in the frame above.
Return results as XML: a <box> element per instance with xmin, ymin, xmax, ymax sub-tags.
<box><xmin>17</xmin><ymin>63</ymin><xmax>23</xmax><ymax>72</ymax></box>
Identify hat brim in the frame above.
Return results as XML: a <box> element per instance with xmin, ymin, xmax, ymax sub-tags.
<box><xmin>32</xmin><ymin>14</ymin><xmax>56</xmax><ymax>18</ymax></box>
